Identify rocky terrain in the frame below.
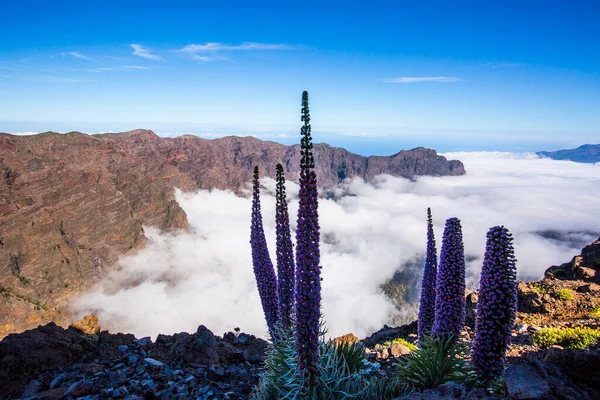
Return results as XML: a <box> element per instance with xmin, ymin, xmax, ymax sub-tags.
<box><xmin>0</xmin><ymin>130</ymin><xmax>465</xmax><ymax>338</ymax></box>
<box><xmin>537</xmin><ymin>144</ymin><xmax>600</xmax><ymax>163</ymax></box>
<box><xmin>0</xmin><ymin>236</ymin><xmax>598</xmax><ymax>399</ymax></box>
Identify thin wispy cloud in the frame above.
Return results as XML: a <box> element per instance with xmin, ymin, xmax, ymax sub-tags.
<box><xmin>35</xmin><ymin>76</ymin><xmax>96</xmax><ymax>83</ymax></box>
<box><xmin>5</xmin><ymin>131</ymin><xmax>38</xmax><ymax>136</ymax></box>
<box><xmin>89</xmin><ymin>65</ymin><xmax>150</xmax><ymax>72</ymax></box>
<box><xmin>488</xmin><ymin>62</ymin><xmax>522</xmax><ymax>68</ymax></box>
<box><xmin>130</xmin><ymin>44</ymin><xmax>163</xmax><ymax>61</ymax></box>
<box><xmin>178</xmin><ymin>42</ymin><xmax>292</xmax><ymax>61</ymax></box>
<box><xmin>61</xmin><ymin>51</ymin><xmax>91</xmax><ymax>60</ymax></box>
<box><xmin>122</xmin><ymin>65</ymin><xmax>149</xmax><ymax>70</ymax></box>
<box><xmin>382</xmin><ymin>77</ymin><xmax>462</xmax><ymax>83</ymax></box>
<box><xmin>275</xmin><ymin>133</ymin><xmax>299</xmax><ymax>138</ymax></box>
<box><xmin>341</xmin><ymin>132</ymin><xmax>389</xmax><ymax>138</ymax></box>
<box><xmin>103</xmin><ymin>56</ymin><xmax>127</xmax><ymax>61</ymax></box>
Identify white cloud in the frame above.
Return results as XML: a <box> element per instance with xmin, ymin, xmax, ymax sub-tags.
<box><xmin>88</xmin><ymin>65</ymin><xmax>150</xmax><ymax>72</ymax></box>
<box><xmin>5</xmin><ymin>131</ymin><xmax>38</xmax><ymax>136</ymax></box>
<box><xmin>491</xmin><ymin>62</ymin><xmax>522</xmax><ymax>68</ymax></box>
<box><xmin>72</xmin><ymin>153</ymin><xmax>600</xmax><ymax>340</ymax></box>
<box><xmin>177</xmin><ymin>42</ymin><xmax>291</xmax><ymax>61</ymax></box>
<box><xmin>382</xmin><ymin>76</ymin><xmax>462</xmax><ymax>83</ymax></box>
<box><xmin>35</xmin><ymin>76</ymin><xmax>96</xmax><ymax>83</ymax></box>
<box><xmin>341</xmin><ymin>132</ymin><xmax>389</xmax><ymax>138</ymax></box>
<box><xmin>130</xmin><ymin>44</ymin><xmax>163</xmax><ymax>61</ymax></box>
<box><xmin>61</xmin><ymin>51</ymin><xmax>90</xmax><ymax>60</ymax></box>
<box><xmin>125</xmin><ymin>65</ymin><xmax>149</xmax><ymax>70</ymax></box>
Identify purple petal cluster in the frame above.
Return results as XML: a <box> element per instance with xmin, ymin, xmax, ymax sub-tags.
<box><xmin>432</xmin><ymin>217</ymin><xmax>466</xmax><ymax>341</ymax></box>
<box><xmin>275</xmin><ymin>163</ymin><xmax>296</xmax><ymax>330</ymax></box>
<box><xmin>471</xmin><ymin>226</ymin><xmax>517</xmax><ymax>381</ymax></box>
<box><xmin>418</xmin><ymin>207</ymin><xmax>438</xmax><ymax>343</ymax></box>
<box><xmin>295</xmin><ymin>91</ymin><xmax>321</xmax><ymax>381</ymax></box>
<box><xmin>250</xmin><ymin>166</ymin><xmax>280</xmax><ymax>339</ymax></box>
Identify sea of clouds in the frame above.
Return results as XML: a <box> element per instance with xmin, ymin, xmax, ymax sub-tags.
<box><xmin>73</xmin><ymin>153</ymin><xmax>600</xmax><ymax>340</ymax></box>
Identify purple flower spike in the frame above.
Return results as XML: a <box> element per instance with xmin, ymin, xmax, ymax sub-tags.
<box><xmin>418</xmin><ymin>207</ymin><xmax>438</xmax><ymax>343</ymax></box>
<box><xmin>472</xmin><ymin>226</ymin><xmax>517</xmax><ymax>381</ymax></box>
<box><xmin>275</xmin><ymin>163</ymin><xmax>296</xmax><ymax>330</ymax></box>
<box><xmin>432</xmin><ymin>217</ymin><xmax>466</xmax><ymax>341</ymax></box>
<box><xmin>294</xmin><ymin>91</ymin><xmax>321</xmax><ymax>382</ymax></box>
<box><xmin>250</xmin><ymin>166</ymin><xmax>280</xmax><ymax>339</ymax></box>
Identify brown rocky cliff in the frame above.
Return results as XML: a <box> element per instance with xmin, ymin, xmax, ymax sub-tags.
<box><xmin>0</xmin><ymin>129</ymin><xmax>464</xmax><ymax>337</ymax></box>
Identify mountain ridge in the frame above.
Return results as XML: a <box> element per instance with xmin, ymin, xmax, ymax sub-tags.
<box><xmin>537</xmin><ymin>143</ymin><xmax>600</xmax><ymax>163</ymax></box>
<box><xmin>0</xmin><ymin>129</ymin><xmax>465</xmax><ymax>338</ymax></box>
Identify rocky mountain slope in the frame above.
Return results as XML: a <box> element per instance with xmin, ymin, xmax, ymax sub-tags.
<box><xmin>537</xmin><ymin>144</ymin><xmax>600</xmax><ymax>163</ymax></box>
<box><xmin>0</xmin><ymin>130</ymin><xmax>465</xmax><ymax>338</ymax></box>
<box><xmin>0</xmin><ymin>237</ymin><xmax>598</xmax><ymax>399</ymax></box>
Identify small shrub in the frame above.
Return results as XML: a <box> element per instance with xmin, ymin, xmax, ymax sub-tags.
<box><xmin>391</xmin><ymin>337</ymin><xmax>418</xmax><ymax>352</ymax></box>
<box><xmin>397</xmin><ymin>335</ymin><xmax>472</xmax><ymax>391</ymax></box>
<box><xmin>529</xmin><ymin>283</ymin><xmax>546</xmax><ymax>295</ymax></box>
<box><xmin>532</xmin><ymin>326</ymin><xmax>600</xmax><ymax>350</ymax></box>
<box><xmin>253</xmin><ymin>328</ymin><xmax>373</xmax><ymax>399</ymax></box>
<box><xmin>550</xmin><ymin>268</ymin><xmax>567</xmax><ymax>278</ymax></box>
<box><xmin>590</xmin><ymin>306</ymin><xmax>600</xmax><ymax>318</ymax></box>
<box><xmin>554</xmin><ymin>288</ymin><xmax>575</xmax><ymax>301</ymax></box>
<box><xmin>329</xmin><ymin>340</ymin><xmax>365</xmax><ymax>373</ymax></box>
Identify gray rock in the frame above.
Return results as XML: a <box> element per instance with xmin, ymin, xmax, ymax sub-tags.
<box><xmin>134</xmin><ymin>337</ymin><xmax>151</xmax><ymax>347</ymax></box>
<box><xmin>207</xmin><ymin>366</ymin><xmax>224</xmax><ymax>381</ymax></box>
<box><xmin>504</xmin><ymin>364</ymin><xmax>551</xmax><ymax>399</ymax></box>
<box><xmin>144</xmin><ymin>357</ymin><xmax>166</xmax><ymax>367</ymax></box>
<box><xmin>21</xmin><ymin>379</ymin><xmax>41</xmax><ymax>397</ymax></box>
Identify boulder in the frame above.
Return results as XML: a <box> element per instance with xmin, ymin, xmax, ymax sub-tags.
<box><xmin>332</xmin><ymin>333</ymin><xmax>359</xmax><ymax>347</ymax></box>
<box><xmin>0</xmin><ymin>322</ymin><xmax>92</xmax><ymax>396</ymax></box>
<box><xmin>242</xmin><ymin>338</ymin><xmax>267</xmax><ymax>364</ymax></box>
<box><xmin>390</xmin><ymin>342</ymin><xmax>412</xmax><ymax>357</ymax></box>
<box><xmin>504</xmin><ymin>364</ymin><xmax>551</xmax><ymax>399</ymax></box>
<box><xmin>465</xmin><ymin>291</ymin><xmax>478</xmax><ymax>328</ymax></box>
<box><xmin>577</xmin><ymin>282</ymin><xmax>600</xmax><ymax>293</ymax></box>
<box><xmin>577</xmin><ymin>266</ymin><xmax>596</xmax><ymax>280</ymax></box>
<box><xmin>171</xmin><ymin>325</ymin><xmax>219</xmax><ymax>365</ymax></box>
<box><xmin>69</xmin><ymin>315</ymin><xmax>101</xmax><ymax>335</ymax></box>
<box><xmin>517</xmin><ymin>281</ymin><xmax>548</xmax><ymax>314</ymax></box>
<box><xmin>362</xmin><ymin>320</ymin><xmax>418</xmax><ymax>348</ymax></box>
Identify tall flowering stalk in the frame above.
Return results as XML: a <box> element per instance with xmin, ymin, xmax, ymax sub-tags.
<box><xmin>250</xmin><ymin>166</ymin><xmax>280</xmax><ymax>339</ymax></box>
<box><xmin>295</xmin><ymin>90</ymin><xmax>321</xmax><ymax>383</ymax></box>
<box><xmin>472</xmin><ymin>226</ymin><xmax>517</xmax><ymax>381</ymax></box>
<box><xmin>432</xmin><ymin>217</ymin><xmax>466</xmax><ymax>341</ymax></box>
<box><xmin>275</xmin><ymin>163</ymin><xmax>296</xmax><ymax>330</ymax></box>
<box><xmin>418</xmin><ymin>207</ymin><xmax>438</xmax><ymax>343</ymax></box>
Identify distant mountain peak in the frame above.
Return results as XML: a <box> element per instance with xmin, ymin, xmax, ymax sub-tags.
<box><xmin>537</xmin><ymin>144</ymin><xmax>600</xmax><ymax>163</ymax></box>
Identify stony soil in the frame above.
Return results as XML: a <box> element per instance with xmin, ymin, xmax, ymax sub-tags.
<box><xmin>1</xmin><ymin>238</ymin><xmax>598</xmax><ymax>399</ymax></box>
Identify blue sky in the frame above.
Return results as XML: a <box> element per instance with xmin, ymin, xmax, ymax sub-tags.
<box><xmin>1</xmin><ymin>1</ymin><xmax>599</xmax><ymax>154</ymax></box>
